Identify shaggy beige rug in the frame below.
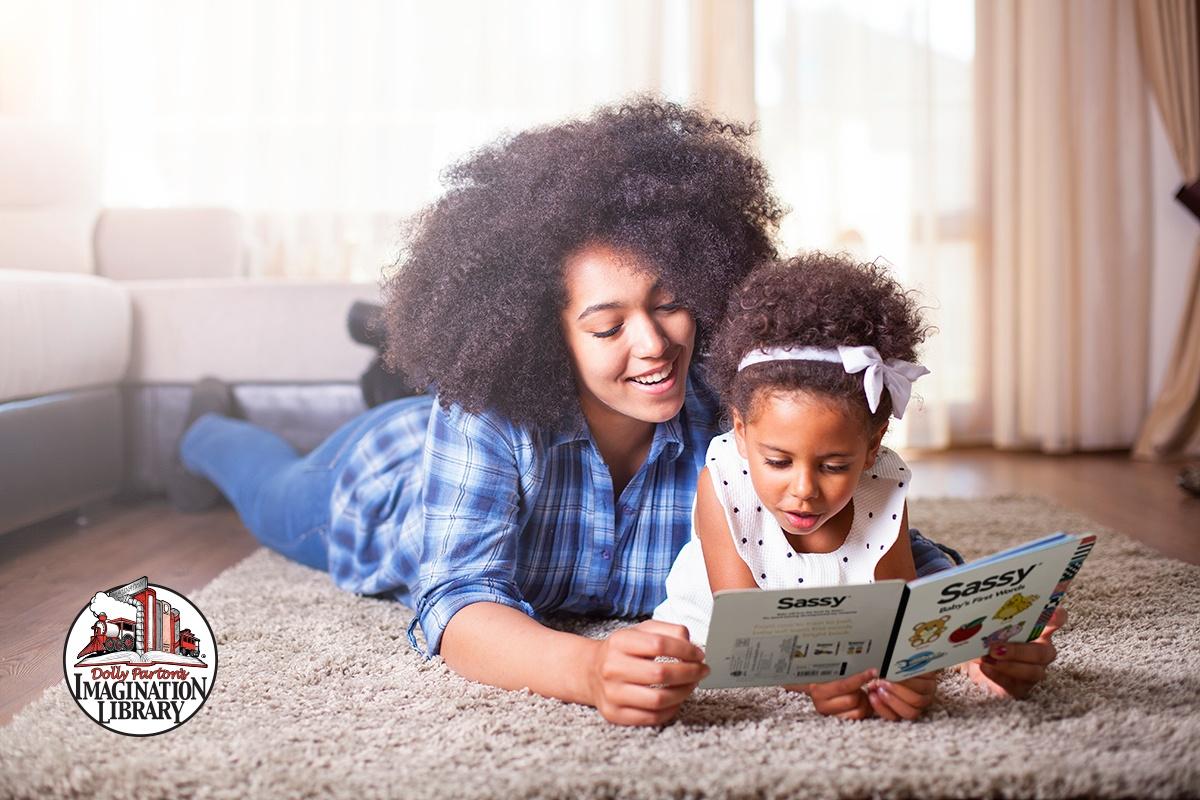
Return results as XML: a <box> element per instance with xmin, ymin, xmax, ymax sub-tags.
<box><xmin>2</xmin><ymin>496</ymin><xmax>1198</xmax><ymax>799</ymax></box>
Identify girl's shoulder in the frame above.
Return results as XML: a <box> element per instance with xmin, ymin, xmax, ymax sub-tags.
<box><xmin>866</xmin><ymin>446</ymin><xmax>910</xmax><ymax>485</ymax></box>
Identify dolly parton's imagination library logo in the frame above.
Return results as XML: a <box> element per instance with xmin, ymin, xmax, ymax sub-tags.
<box><xmin>63</xmin><ymin>577</ymin><xmax>217</xmax><ymax>735</ymax></box>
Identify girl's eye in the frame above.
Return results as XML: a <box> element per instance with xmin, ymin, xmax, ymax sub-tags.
<box><xmin>764</xmin><ymin>458</ymin><xmax>790</xmax><ymax>469</ymax></box>
<box><xmin>822</xmin><ymin>464</ymin><xmax>850</xmax><ymax>473</ymax></box>
<box><xmin>592</xmin><ymin>324</ymin><xmax>622</xmax><ymax>339</ymax></box>
<box><xmin>657</xmin><ymin>302</ymin><xmax>684</xmax><ymax>312</ymax></box>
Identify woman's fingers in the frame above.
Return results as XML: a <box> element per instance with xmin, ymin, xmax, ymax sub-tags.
<box><xmin>608</xmin><ymin>681</ymin><xmax>700</xmax><ymax>712</ymax></box>
<box><xmin>612</xmin><ymin>625</ymin><xmax>705</xmax><ymax>663</ymax></box>
<box><xmin>605</xmin><ymin>704</ymin><xmax>685</xmax><ymax>727</ymax></box>
<box><xmin>604</xmin><ymin>651</ymin><xmax>709</xmax><ymax>687</ymax></box>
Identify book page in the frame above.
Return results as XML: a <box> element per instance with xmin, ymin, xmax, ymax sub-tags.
<box><xmin>882</xmin><ymin>535</ymin><xmax>1088</xmax><ymax>679</ymax></box>
<box><xmin>700</xmin><ymin>581</ymin><xmax>906</xmax><ymax>689</ymax></box>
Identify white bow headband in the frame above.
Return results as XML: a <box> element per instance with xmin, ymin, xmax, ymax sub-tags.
<box><xmin>737</xmin><ymin>345</ymin><xmax>930</xmax><ymax>419</ymax></box>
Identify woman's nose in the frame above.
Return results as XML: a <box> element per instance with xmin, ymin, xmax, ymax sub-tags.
<box><xmin>629</xmin><ymin>314</ymin><xmax>670</xmax><ymax>359</ymax></box>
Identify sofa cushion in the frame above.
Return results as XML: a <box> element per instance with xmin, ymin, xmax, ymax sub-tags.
<box><xmin>124</xmin><ymin>279</ymin><xmax>379</xmax><ymax>383</ymax></box>
<box><xmin>0</xmin><ymin>121</ymin><xmax>99</xmax><ymax>275</ymax></box>
<box><xmin>0</xmin><ymin>270</ymin><xmax>132</xmax><ymax>402</ymax></box>
<box><xmin>95</xmin><ymin>208</ymin><xmax>245</xmax><ymax>280</ymax></box>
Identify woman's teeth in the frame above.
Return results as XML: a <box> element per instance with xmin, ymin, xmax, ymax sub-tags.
<box><xmin>631</xmin><ymin>365</ymin><xmax>673</xmax><ymax>385</ymax></box>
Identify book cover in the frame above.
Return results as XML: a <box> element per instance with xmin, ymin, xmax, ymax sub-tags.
<box><xmin>699</xmin><ymin>532</ymin><xmax>1096</xmax><ymax>689</ymax></box>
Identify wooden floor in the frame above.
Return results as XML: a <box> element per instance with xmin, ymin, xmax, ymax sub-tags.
<box><xmin>1</xmin><ymin>448</ymin><xmax>1197</xmax><ymax>726</ymax></box>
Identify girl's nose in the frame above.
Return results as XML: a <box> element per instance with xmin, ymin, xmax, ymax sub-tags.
<box><xmin>791</xmin><ymin>470</ymin><xmax>819</xmax><ymax>501</ymax></box>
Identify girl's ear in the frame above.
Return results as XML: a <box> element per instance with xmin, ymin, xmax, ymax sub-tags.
<box><xmin>863</xmin><ymin>422</ymin><xmax>888</xmax><ymax>469</ymax></box>
<box><xmin>732</xmin><ymin>409</ymin><xmax>750</xmax><ymax>460</ymax></box>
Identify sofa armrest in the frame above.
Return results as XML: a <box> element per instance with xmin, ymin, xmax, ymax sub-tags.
<box><xmin>95</xmin><ymin>208</ymin><xmax>245</xmax><ymax>281</ymax></box>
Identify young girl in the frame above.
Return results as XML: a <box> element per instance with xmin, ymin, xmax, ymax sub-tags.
<box><xmin>653</xmin><ymin>253</ymin><xmax>1065</xmax><ymax>721</ymax></box>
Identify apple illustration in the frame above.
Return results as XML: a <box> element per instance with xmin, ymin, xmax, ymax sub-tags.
<box><xmin>949</xmin><ymin>616</ymin><xmax>987</xmax><ymax>644</ymax></box>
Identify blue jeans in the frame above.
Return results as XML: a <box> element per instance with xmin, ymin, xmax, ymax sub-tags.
<box><xmin>179</xmin><ymin>396</ymin><xmax>432</xmax><ymax>572</ymax></box>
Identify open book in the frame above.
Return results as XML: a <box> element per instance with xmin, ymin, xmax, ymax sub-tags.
<box><xmin>75</xmin><ymin>650</ymin><xmax>207</xmax><ymax>669</ymax></box>
<box><xmin>699</xmin><ymin>532</ymin><xmax>1095</xmax><ymax>688</ymax></box>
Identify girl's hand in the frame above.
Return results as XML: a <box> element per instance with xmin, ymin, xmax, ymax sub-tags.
<box><xmin>961</xmin><ymin>608</ymin><xmax>1066</xmax><ymax>698</ymax></box>
<box><xmin>787</xmin><ymin>668</ymin><xmax>877</xmax><ymax>720</ymax></box>
<box><xmin>864</xmin><ymin>671</ymin><xmax>939</xmax><ymax>721</ymax></box>
<box><xmin>586</xmin><ymin>620</ymin><xmax>709</xmax><ymax>726</ymax></box>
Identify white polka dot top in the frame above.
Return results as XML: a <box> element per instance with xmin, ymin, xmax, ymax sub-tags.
<box><xmin>652</xmin><ymin>433</ymin><xmax>911</xmax><ymax>645</ymax></box>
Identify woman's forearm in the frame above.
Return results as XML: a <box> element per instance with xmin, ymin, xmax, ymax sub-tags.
<box><xmin>438</xmin><ymin>602</ymin><xmax>600</xmax><ymax>706</ymax></box>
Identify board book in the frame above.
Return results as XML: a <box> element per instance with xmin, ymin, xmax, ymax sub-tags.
<box><xmin>699</xmin><ymin>532</ymin><xmax>1096</xmax><ymax>689</ymax></box>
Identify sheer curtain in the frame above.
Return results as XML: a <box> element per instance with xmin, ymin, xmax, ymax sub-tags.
<box><xmin>0</xmin><ymin>0</ymin><xmax>694</xmax><ymax>281</ymax></box>
<box><xmin>753</xmin><ymin>0</ymin><xmax>978</xmax><ymax>449</ymax></box>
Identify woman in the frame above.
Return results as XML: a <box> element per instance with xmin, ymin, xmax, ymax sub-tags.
<box><xmin>174</xmin><ymin>99</ymin><xmax>1027</xmax><ymax>726</ymax></box>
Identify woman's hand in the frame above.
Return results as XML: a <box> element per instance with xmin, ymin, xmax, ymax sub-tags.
<box><xmin>787</xmin><ymin>668</ymin><xmax>877</xmax><ymax>720</ymax></box>
<box><xmin>961</xmin><ymin>608</ymin><xmax>1066</xmax><ymax>698</ymax></box>
<box><xmin>864</xmin><ymin>671</ymin><xmax>939</xmax><ymax>721</ymax></box>
<box><xmin>586</xmin><ymin>620</ymin><xmax>709</xmax><ymax>726</ymax></box>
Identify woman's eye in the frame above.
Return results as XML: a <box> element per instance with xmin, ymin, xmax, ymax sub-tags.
<box><xmin>764</xmin><ymin>458</ymin><xmax>790</xmax><ymax>469</ymax></box>
<box><xmin>657</xmin><ymin>302</ymin><xmax>684</xmax><ymax>312</ymax></box>
<box><xmin>822</xmin><ymin>464</ymin><xmax>850</xmax><ymax>473</ymax></box>
<box><xmin>592</xmin><ymin>325</ymin><xmax>622</xmax><ymax>339</ymax></box>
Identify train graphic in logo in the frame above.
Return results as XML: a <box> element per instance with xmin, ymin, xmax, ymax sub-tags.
<box><xmin>64</xmin><ymin>576</ymin><xmax>217</xmax><ymax>735</ymax></box>
<box><xmin>72</xmin><ymin>576</ymin><xmax>207</xmax><ymax>667</ymax></box>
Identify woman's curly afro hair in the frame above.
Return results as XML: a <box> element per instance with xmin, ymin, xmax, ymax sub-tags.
<box><xmin>381</xmin><ymin>97</ymin><xmax>783</xmax><ymax>430</ymax></box>
<box><xmin>707</xmin><ymin>252</ymin><xmax>931</xmax><ymax>431</ymax></box>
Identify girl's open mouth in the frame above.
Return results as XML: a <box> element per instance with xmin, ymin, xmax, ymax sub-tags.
<box><xmin>784</xmin><ymin>510</ymin><xmax>822</xmax><ymax>531</ymax></box>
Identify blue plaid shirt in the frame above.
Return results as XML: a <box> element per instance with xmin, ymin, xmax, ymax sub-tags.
<box><xmin>328</xmin><ymin>371</ymin><xmax>723</xmax><ymax>657</ymax></box>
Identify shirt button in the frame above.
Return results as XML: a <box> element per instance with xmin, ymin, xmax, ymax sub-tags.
<box><xmin>600</xmin><ymin>549</ymin><xmax>611</xmax><ymax>560</ymax></box>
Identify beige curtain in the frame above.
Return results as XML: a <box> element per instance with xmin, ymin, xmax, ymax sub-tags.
<box><xmin>687</xmin><ymin>0</ymin><xmax>756</xmax><ymax>125</ymax></box>
<box><xmin>1133</xmin><ymin>0</ymin><xmax>1200</xmax><ymax>460</ymax></box>
<box><xmin>752</xmin><ymin>0</ymin><xmax>978</xmax><ymax>451</ymax></box>
<box><xmin>976</xmin><ymin>0</ymin><xmax>1152</xmax><ymax>452</ymax></box>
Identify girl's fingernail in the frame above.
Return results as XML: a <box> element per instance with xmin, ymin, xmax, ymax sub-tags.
<box><xmin>996</xmin><ymin>646</ymin><xmax>1007</xmax><ymax>657</ymax></box>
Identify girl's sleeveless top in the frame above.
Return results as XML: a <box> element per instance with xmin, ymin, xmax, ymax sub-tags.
<box><xmin>651</xmin><ymin>433</ymin><xmax>912</xmax><ymax>645</ymax></box>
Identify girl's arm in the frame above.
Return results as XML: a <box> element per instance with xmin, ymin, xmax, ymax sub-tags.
<box><xmin>693</xmin><ymin>467</ymin><xmax>758</xmax><ymax>592</ymax></box>
<box><xmin>873</xmin><ymin>503</ymin><xmax>917</xmax><ymax>581</ymax></box>
<box><xmin>441</xmin><ymin>603</ymin><xmax>708</xmax><ymax>727</ymax></box>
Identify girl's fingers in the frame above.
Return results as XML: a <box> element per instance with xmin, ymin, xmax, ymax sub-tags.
<box><xmin>1040</xmin><ymin>607</ymin><xmax>1068</xmax><ymax>638</ymax></box>
<box><xmin>982</xmin><ymin>657</ymin><xmax>1047</xmax><ymax>685</ymax></box>
<box><xmin>878</xmin><ymin>678</ymin><xmax>935</xmax><ymax>709</ymax></box>
<box><xmin>990</xmin><ymin>641</ymin><xmax>1057</xmax><ymax>667</ymax></box>
<box><xmin>814</xmin><ymin>688</ymin><xmax>875</xmax><ymax>715</ymax></box>
<box><xmin>978</xmin><ymin>661</ymin><xmax>1035</xmax><ymax>698</ymax></box>
<box><xmin>873</xmin><ymin>683</ymin><xmax>925</xmax><ymax>720</ymax></box>
<box><xmin>807</xmin><ymin>669</ymin><xmax>877</xmax><ymax>701</ymax></box>
<box><xmin>866</xmin><ymin>687</ymin><xmax>900</xmax><ymax>721</ymax></box>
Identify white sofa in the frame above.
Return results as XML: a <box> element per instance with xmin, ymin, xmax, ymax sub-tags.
<box><xmin>0</xmin><ymin>120</ymin><xmax>380</xmax><ymax>534</ymax></box>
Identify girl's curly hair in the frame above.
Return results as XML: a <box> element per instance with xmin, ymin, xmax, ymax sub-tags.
<box><xmin>707</xmin><ymin>253</ymin><xmax>931</xmax><ymax>431</ymax></box>
<box><xmin>381</xmin><ymin>97</ymin><xmax>782</xmax><ymax>430</ymax></box>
